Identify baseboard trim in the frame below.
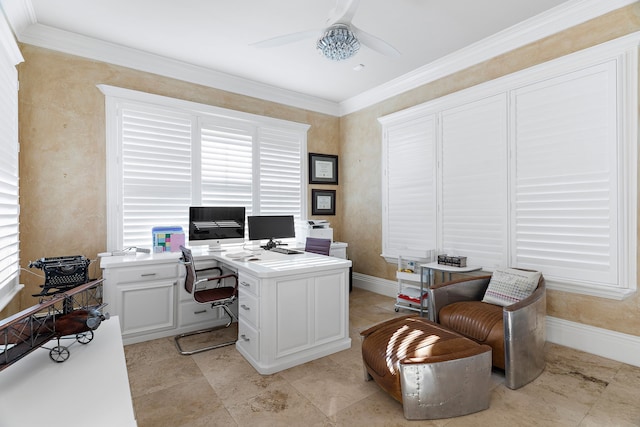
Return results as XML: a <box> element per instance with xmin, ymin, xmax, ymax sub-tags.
<box><xmin>352</xmin><ymin>272</ymin><xmax>397</xmax><ymax>298</ymax></box>
<box><xmin>546</xmin><ymin>316</ymin><xmax>640</xmax><ymax>367</ymax></box>
<box><xmin>353</xmin><ymin>272</ymin><xmax>640</xmax><ymax>368</ymax></box>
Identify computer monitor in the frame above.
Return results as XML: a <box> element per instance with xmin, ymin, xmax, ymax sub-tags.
<box><xmin>247</xmin><ymin>215</ymin><xmax>295</xmax><ymax>250</ymax></box>
<box><xmin>188</xmin><ymin>206</ymin><xmax>245</xmax><ymax>251</ymax></box>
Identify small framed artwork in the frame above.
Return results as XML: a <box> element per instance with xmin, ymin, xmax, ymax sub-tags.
<box><xmin>311</xmin><ymin>189</ymin><xmax>336</xmax><ymax>216</ymax></box>
<box><xmin>309</xmin><ymin>153</ymin><xmax>338</xmax><ymax>184</ymax></box>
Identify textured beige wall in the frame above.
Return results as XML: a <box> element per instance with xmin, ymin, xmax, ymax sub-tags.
<box><xmin>340</xmin><ymin>3</ymin><xmax>640</xmax><ymax>337</ymax></box>
<box><xmin>15</xmin><ymin>44</ymin><xmax>340</xmax><ymax>310</ymax></box>
<box><xmin>9</xmin><ymin>4</ymin><xmax>640</xmax><ymax>340</ymax></box>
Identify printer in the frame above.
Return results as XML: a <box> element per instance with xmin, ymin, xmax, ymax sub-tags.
<box><xmin>297</xmin><ymin>219</ymin><xmax>333</xmax><ymax>243</ymax></box>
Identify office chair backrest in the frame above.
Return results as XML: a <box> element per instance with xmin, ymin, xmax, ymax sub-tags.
<box><xmin>180</xmin><ymin>245</ymin><xmax>197</xmax><ymax>294</ymax></box>
<box><xmin>305</xmin><ymin>237</ymin><xmax>332</xmax><ymax>256</ymax></box>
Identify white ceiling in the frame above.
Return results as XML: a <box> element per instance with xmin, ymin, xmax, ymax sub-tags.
<box><xmin>0</xmin><ymin>0</ymin><xmax>634</xmax><ymax>115</ymax></box>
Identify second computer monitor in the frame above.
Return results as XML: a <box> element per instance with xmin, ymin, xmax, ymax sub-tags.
<box><xmin>248</xmin><ymin>215</ymin><xmax>295</xmax><ymax>248</ymax></box>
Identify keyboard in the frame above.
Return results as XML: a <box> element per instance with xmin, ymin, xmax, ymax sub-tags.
<box><xmin>270</xmin><ymin>247</ymin><xmax>302</xmax><ymax>255</ymax></box>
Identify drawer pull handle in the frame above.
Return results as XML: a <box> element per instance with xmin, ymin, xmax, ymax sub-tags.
<box><xmin>140</xmin><ymin>273</ymin><xmax>157</xmax><ymax>277</ymax></box>
<box><xmin>240</xmin><ymin>304</ymin><xmax>250</xmax><ymax>311</ymax></box>
<box><xmin>194</xmin><ymin>309</ymin><xmax>207</xmax><ymax>314</ymax></box>
<box><xmin>240</xmin><ymin>281</ymin><xmax>251</xmax><ymax>287</ymax></box>
<box><xmin>240</xmin><ymin>334</ymin><xmax>250</xmax><ymax>342</ymax></box>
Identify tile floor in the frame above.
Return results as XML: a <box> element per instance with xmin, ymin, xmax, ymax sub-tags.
<box><xmin>124</xmin><ymin>288</ymin><xmax>640</xmax><ymax>426</ymax></box>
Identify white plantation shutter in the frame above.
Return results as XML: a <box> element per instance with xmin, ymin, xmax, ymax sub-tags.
<box><xmin>201</xmin><ymin>118</ymin><xmax>253</xmax><ymax>213</ymax></box>
<box><xmin>380</xmin><ymin>36</ymin><xmax>636</xmax><ymax>297</ymax></box>
<box><xmin>102</xmin><ymin>85</ymin><xmax>308</xmax><ymax>251</ymax></box>
<box><xmin>381</xmin><ymin>113</ymin><xmax>437</xmax><ymax>259</ymax></box>
<box><xmin>440</xmin><ymin>94</ymin><xmax>508</xmax><ymax>270</ymax></box>
<box><xmin>257</xmin><ymin>126</ymin><xmax>303</xmax><ymax>219</ymax></box>
<box><xmin>120</xmin><ymin>104</ymin><xmax>193</xmax><ymax>248</ymax></box>
<box><xmin>0</xmin><ymin>15</ymin><xmax>22</xmax><ymax>309</ymax></box>
<box><xmin>511</xmin><ymin>61</ymin><xmax>619</xmax><ymax>285</ymax></box>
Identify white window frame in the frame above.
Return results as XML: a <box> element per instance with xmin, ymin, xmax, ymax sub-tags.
<box><xmin>0</xmin><ymin>13</ymin><xmax>23</xmax><ymax>311</ymax></box>
<box><xmin>380</xmin><ymin>32</ymin><xmax>639</xmax><ymax>299</ymax></box>
<box><xmin>99</xmin><ymin>85</ymin><xmax>309</xmax><ymax>252</ymax></box>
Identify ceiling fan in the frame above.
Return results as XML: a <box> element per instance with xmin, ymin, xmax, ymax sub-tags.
<box><xmin>251</xmin><ymin>0</ymin><xmax>400</xmax><ymax>61</ymax></box>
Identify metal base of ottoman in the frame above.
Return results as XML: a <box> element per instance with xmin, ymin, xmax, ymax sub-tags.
<box><xmin>400</xmin><ymin>350</ymin><xmax>492</xmax><ymax>419</ymax></box>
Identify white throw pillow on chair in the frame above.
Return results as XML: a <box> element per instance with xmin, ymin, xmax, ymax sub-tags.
<box><xmin>482</xmin><ymin>268</ymin><xmax>541</xmax><ymax>307</ymax></box>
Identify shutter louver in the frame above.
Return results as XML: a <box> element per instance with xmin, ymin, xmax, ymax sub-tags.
<box><xmin>121</xmin><ymin>105</ymin><xmax>193</xmax><ymax>247</ymax></box>
<box><xmin>0</xmin><ymin>52</ymin><xmax>19</xmax><ymax>303</ymax></box>
<box><xmin>512</xmin><ymin>61</ymin><xmax>618</xmax><ymax>285</ymax></box>
<box><xmin>201</xmin><ymin>119</ymin><xmax>253</xmax><ymax>214</ymax></box>
<box><xmin>383</xmin><ymin>115</ymin><xmax>436</xmax><ymax>258</ymax></box>
<box><xmin>440</xmin><ymin>94</ymin><xmax>508</xmax><ymax>270</ymax></box>
<box><xmin>258</xmin><ymin>127</ymin><xmax>303</xmax><ymax>218</ymax></box>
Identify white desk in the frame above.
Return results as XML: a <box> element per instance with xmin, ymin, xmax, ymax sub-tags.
<box><xmin>100</xmin><ymin>248</ymin><xmax>352</xmax><ymax>375</ymax></box>
<box><xmin>0</xmin><ymin>316</ymin><xmax>137</xmax><ymax>427</ymax></box>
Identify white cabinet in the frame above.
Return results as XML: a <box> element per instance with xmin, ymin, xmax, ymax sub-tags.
<box><xmin>237</xmin><ymin>272</ymin><xmax>260</xmax><ymax>361</ymax></box>
<box><xmin>103</xmin><ymin>260</ymin><xmax>178</xmax><ymax>342</ymax></box>
<box><xmin>101</xmin><ymin>254</ymin><xmax>234</xmax><ymax>345</ymax></box>
<box><xmin>101</xmin><ymin>249</ymin><xmax>352</xmax><ymax>371</ymax></box>
<box><xmin>236</xmin><ymin>268</ymin><xmax>350</xmax><ymax>375</ymax></box>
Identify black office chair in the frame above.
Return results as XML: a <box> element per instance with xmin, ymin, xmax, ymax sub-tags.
<box><xmin>175</xmin><ymin>245</ymin><xmax>239</xmax><ymax>355</ymax></box>
<box><xmin>305</xmin><ymin>237</ymin><xmax>332</xmax><ymax>256</ymax></box>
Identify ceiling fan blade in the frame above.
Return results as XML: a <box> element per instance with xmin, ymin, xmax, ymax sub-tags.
<box><xmin>250</xmin><ymin>29</ymin><xmax>320</xmax><ymax>49</ymax></box>
<box><xmin>352</xmin><ymin>25</ymin><xmax>401</xmax><ymax>57</ymax></box>
<box><xmin>326</xmin><ymin>0</ymin><xmax>361</xmax><ymax>26</ymax></box>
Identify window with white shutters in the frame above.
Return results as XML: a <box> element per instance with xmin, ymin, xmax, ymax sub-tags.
<box><xmin>380</xmin><ymin>34</ymin><xmax>637</xmax><ymax>299</ymax></box>
<box><xmin>380</xmin><ymin>111</ymin><xmax>437</xmax><ymax>260</ymax></box>
<box><xmin>101</xmin><ymin>85</ymin><xmax>309</xmax><ymax>251</ymax></box>
<box><xmin>0</xmin><ymin>14</ymin><xmax>23</xmax><ymax>310</ymax></box>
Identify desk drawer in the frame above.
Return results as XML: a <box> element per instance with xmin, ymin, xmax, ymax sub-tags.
<box><xmin>238</xmin><ymin>273</ymin><xmax>260</xmax><ymax>297</ymax></box>
<box><xmin>238</xmin><ymin>322</ymin><xmax>259</xmax><ymax>360</ymax></box>
<box><xmin>179</xmin><ymin>300</ymin><xmax>221</xmax><ymax>327</ymax></box>
<box><xmin>238</xmin><ymin>290</ymin><xmax>259</xmax><ymax>328</ymax></box>
<box><xmin>113</xmin><ymin>263</ymin><xmax>177</xmax><ymax>284</ymax></box>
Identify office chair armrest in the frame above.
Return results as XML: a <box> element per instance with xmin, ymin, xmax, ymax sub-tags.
<box><xmin>196</xmin><ymin>266</ymin><xmax>223</xmax><ymax>275</ymax></box>
<box><xmin>195</xmin><ymin>271</ymin><xmax>237</xmax><ymax>291</ymax></box>
<box><xmin>202</xmin><ymin>273</ymin><xmax>238</xmax><ymax>292</ymax></box>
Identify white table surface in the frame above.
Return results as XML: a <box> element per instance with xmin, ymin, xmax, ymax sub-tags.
<box><xmin>419</xmin><ymin>261</ymin><xmax>483</xmax><ymax>274</ymax></box>
<box><xmin>0</xmin><ymin>316</ymin><xmax>137</xmax><ymax>427</ymax></box>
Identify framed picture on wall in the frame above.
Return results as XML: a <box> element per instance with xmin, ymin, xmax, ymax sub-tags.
<box><xmin>309</xmin><ymin>153</ymin><xmax>338</xmax><ymax>184</ymax></box>
<box><xmin>311</xmin><ymin>189</ymin><xmax>336</xmax><ymax>215</ymax></box>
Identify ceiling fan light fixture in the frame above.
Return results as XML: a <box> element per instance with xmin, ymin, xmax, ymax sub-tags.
<box><xmin>316</xmin><ymin>24</ymin><xmax>360</xmax><ymax>61</ymax></box>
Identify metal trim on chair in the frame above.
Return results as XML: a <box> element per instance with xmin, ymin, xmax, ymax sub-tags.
<box><xmin>174</xmin><ymin>245</ymin><xmax>239</xmax><ymax>355</ymax></box>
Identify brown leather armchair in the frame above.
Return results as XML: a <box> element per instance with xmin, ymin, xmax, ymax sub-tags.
<box><xmin>427</xmin><ymin>271</ymin><xmax>546</xmax><ymax>389</ymax></box>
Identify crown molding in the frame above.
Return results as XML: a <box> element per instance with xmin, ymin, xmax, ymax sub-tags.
<box><xmin>2</xmin><ymin>0</ymin><xmax>636</xmax><ymax>117</ymax></box>
<box><xmin>0</xmin><ymin>1</ymin><xmax>25</xmax><ymax>65</ymax></box>
<box><xmin>338</xmin><ymin>0</ymin><xmax>638</xmax><ymax>115</ymax></box>
<box><xmin>14</xmin><ymin>23</ymin><xmax>341</xmax><ymax>116</ymax></box>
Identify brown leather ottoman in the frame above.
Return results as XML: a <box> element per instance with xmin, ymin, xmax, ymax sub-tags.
<box><xmin>360</xmin><ymin>314</ymin><xmax>492</xmax><ymax>420</ymax></box>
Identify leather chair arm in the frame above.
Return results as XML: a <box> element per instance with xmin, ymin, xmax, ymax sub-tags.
<box><xmin>428</xmin><ymin>275</ymin><xmax>491</xmax><ymax>322</ymax></box>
